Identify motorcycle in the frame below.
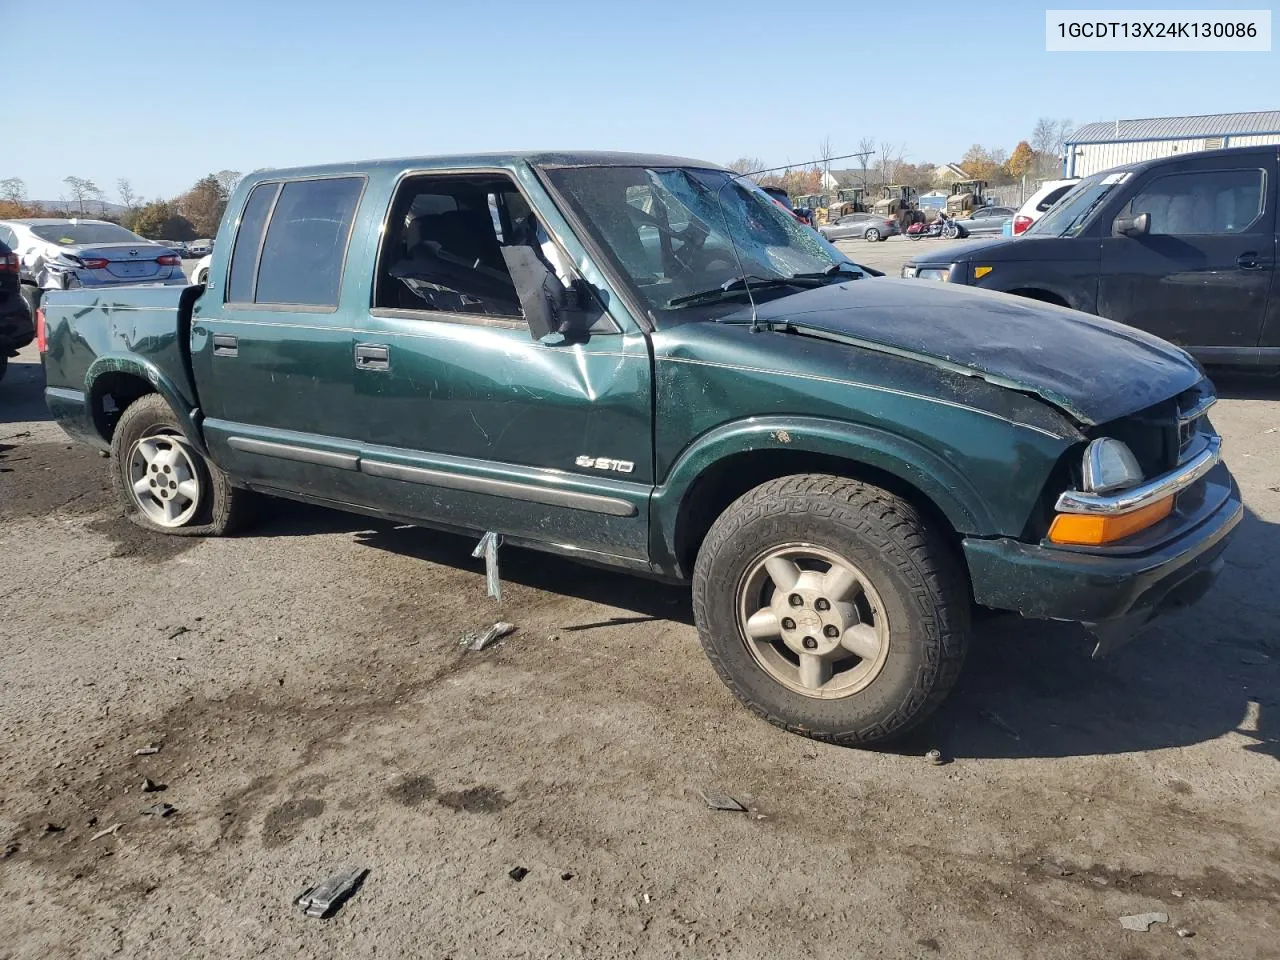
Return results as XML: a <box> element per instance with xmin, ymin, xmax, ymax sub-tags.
<box><xmin>905</xmin><ymin>215</ymin><xmax>968</xmax><ymax>241</ymax></box>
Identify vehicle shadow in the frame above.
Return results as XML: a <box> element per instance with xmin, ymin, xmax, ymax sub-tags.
<box><xmin>252</xmin><ymin>499</ymin><xmax>692</xmax><ymax>625</ymax></box>
<box><xmin>252</xmin><ymin>498</ymin><xmax>1276</xmax><ymax>762</ymax></box>
<box><xmin>1210</xmin><ymin>371</ymin><xmax>1280</xmax><ymax>401</ymax></box>
<box><xmin>0</xmin><ymin>357</ymin><xmax>51</xmax><ymax>425</ymax></box>
<box><xmin>907</xmin><ymin>504</ymin><xmax>1279</xmax><ymax>762</ymax></box>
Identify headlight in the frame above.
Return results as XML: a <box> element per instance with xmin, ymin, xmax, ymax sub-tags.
<box><xmin>901</xmin><ymin>265</ymin><xmax>917</xmax><ymax>278</ymax></box>
<box><xmin>916</xmin><ymin>267</ymin><xmax>951</xmax><ymax>282</ymax></box>
<box><xmin>1081</xmin><ymin>438</ymin><xmax>1143</xmax><ymax>494</ymax></box>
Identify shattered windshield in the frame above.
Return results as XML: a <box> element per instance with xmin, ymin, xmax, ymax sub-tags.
<box><xmin>544</xmin><ymin>165</ymin><xmax>860</xmax><ymax>323</ymax></box>
<box><xmin>30</xmin><ymin>222</ymin><xmax>148</xmax><ymax>246</ymax></box>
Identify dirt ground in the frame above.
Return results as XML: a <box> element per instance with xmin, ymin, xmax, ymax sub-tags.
<box><xmin>2</xmin><ymin>333</ymin><xmax>1278</xmax><ymax>960</ymax></box>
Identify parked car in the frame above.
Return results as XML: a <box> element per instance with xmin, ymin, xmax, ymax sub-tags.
<box><xmin>187</xmin><ymin>238</ymin><xmax>213</xmax><ymax>257</ymax></box>
<box><xmin>192</xmin><ymin>254</ymin><xmax>212</xmax><ymax>284</ymax></box>
<box><xmin>0</xmin><ymin>237</ymin><xmax>34</xmax><ymax>383</ymax></box>
<box><xmin>958</xmin><ymin>205</ymin><xmax>1015</xmax><ymax>236</ymax></box>
<box><xmin>819</xmin><ymin>213</ymin><xmax>899</xmax><ymax>242</ymax></box>
<box><xmin>38</xmin><ymin>151</ymin><xmax>1240</xmax><ymax>746</ymax></box>
<box><xmin>1012</xmin><ymin>179</ymin><xmax>1079</xmax><ymax>235</ymax></box>
<box><xmin>902</xmin><ymin>146</ymin><xmax>1278</xmax><ymax>368</ymax></box>
<box><xmin>161</xmin><ymin>239</ymin><xmax>190</xmax><ymax>258</ymax></box>
<box><xmin>0</xmin><ymin>218</ymin><xmax>186</xmax><ymax>317</ymax></box>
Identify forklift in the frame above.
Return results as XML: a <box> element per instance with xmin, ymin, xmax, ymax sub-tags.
<box><xmin>871</xmin><ymin>185</ymin><xmax>921</xmax><ymax>231</ymax></box>
<box><xmin>794</xmin><ymin>194</ymin><xmax>831</xmax><ymax>224</ymax></box>
<box><xmin>945</xmin><ymin>179</ymin><xmax>988</xmax><ymax>217</ymax></box>
<box><xmin>828</xmin><ymin>186</ymin><xmax>867</xmax><ymax>219</ymax></box>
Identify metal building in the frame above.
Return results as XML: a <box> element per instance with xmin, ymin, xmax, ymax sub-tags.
<box><xmin>1063</xmin><ymin>110</ymin><xmax>1280</xmax><ymax>178</ymax></box>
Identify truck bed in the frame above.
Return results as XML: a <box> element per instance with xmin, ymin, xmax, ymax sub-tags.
<box><xmin>41</xmin><ymin>283</ymin><xmax>204</xmax><ymax>450</ymax></box>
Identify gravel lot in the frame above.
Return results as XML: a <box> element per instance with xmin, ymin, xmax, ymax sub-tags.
<box><xmin>2</xmin><ymin>265</ymin><xmax>1279</xmax><ymax>958</ymax></box>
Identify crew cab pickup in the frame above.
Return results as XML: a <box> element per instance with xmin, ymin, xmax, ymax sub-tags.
<box><xmin>38</xmin><ymin>151</ymin><xmax>1241</xmax><ymax>746</ymax></box>
<box><xmin>903</xmin><ymin>146</ymin><xmax>1280</xmax><ymax>368</ymax></box>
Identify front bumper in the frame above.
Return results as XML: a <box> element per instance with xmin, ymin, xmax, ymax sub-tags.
<box><xmin>963</xmin><ymin>462</ymin><xmax>1241</xmax><ymax>647</ymax></box>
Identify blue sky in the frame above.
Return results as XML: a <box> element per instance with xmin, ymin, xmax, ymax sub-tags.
<box><xmin>2</xmin><ymin>0</ymin><xmax>1274</xmax><ymax>202</ymax></box>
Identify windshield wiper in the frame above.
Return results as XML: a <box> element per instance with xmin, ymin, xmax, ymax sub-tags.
<box><xmin>790</xmin><ymin>262</ymin><xmax>866</xmax><ymax>280</ymax></box>
<box><xmin>667</xmin><ymin>274</ymin><xmax>823</xmax><ymax>308</ymax></box>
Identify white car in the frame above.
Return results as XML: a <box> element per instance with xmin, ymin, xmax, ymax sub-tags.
<box><xmin>1011</xmin><ymin>179</ymin><xmax>1079</xmax><ymax>235</ymax></box>
<box><xmin>187</xmin><ymin>239</ymin><xmax>213</xmax><ymax>257</ymax></box>
<box><xmin>192</xmin><ymin>254</ymin><xmax>212</xmax><ymax>284</ymax></box>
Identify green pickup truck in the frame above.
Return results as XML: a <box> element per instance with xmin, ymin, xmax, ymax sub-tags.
<box><xmin>38</xmin><ymin>151</ymin><xmax>1241</xmax><ymax>746</ymax></box>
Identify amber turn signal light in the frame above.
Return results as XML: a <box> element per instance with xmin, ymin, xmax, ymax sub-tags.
<box><xmin>1048</xmin><ymin>496</ymin><xmax>1174</xmax><ymax>546</ymax></box>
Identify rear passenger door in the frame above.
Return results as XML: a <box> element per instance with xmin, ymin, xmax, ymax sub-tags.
<box><xmin>191</xmin><ymin>175</ymin><xmax>371</xmax><ymax>503</ymax></box>
<box><xmin>1097</xmin><ymin>156</ymin><xmax>1275</xmax><ymax>352</ymax></box>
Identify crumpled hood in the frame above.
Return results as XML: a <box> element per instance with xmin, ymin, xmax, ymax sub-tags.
<box><xmin>736</xmin><ymin>278</ymin><xmax>1202</xmax><ymax>425</ymax></box>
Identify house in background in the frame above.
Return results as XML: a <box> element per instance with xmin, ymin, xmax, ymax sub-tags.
<box><xmin>1063</xmin><ymin>110</ymin><xmax>1280</xmax><ymax>177</ymax></box>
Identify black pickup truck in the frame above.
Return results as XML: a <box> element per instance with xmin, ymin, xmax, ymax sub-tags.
<box><xmin>36</xmin><ymin>151</ymin><xmax>1241</xmax><ymax>746</ymax></box>
<box><xmin>904</xmin><ymin>146</ymin><xmax>1280</xmax><ymax>368</ymax></box>
<box><xmin>0</xmin><ymin>238</ymin><xmax>34</xmax><ymax>382</ymax></box>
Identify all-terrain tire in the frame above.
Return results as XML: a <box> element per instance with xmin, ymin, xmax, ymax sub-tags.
<box><xmin>109</xmin><ymin>393</ymin><xmax>253</xmax><ymax>537</ymax></box>
<box><xmin>19</xmin><ymin>284</ymin><xmax>41</xmax><ymax>321</ymax></box>
<box><xmin>692</xmin><ymin>474</ymin><xmax>970</xmax><ymax>746</ymax></box>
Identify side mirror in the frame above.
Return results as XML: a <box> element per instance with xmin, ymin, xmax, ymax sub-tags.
<box><xmin>1113</xmin><ymin>211</ymin><xmax>1150</xmax><ymax>238</ymax></box>
<box><xmin>501</xmin><ymin>245</ymin><xmax>568</xmax><ymax>341</ymax></box>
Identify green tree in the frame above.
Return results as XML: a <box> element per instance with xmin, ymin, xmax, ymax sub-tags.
<box><xmin>128</xmin><ymin>200</ymin><xmax>196</xmax><ymax>240</ymax></box>
<box><xmin>176</xmin><ymin>174</ymin><xmax>227</xmax><ymax>237</ymax></box>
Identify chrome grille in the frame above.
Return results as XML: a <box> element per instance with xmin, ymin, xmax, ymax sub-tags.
<box><xmin>1176</xmin><ymin>385</ymin><xmax>1217</xmax><ymax>463</ymax></box>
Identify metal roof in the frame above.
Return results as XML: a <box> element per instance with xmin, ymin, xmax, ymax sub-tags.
<box><xmin>1066</xmin><ymin>110</ymin><xmax>1280</xmax><ymax>145</ymax></box>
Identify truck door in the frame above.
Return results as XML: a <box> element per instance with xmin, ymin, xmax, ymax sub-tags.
<box><xmin>189</xmin><ymin>175</ymin><xmax>374</xmax><ymax>505</ymax></box>
<box><xmin>1097</xmin><ymin>155</ymin><xmax>1275</xmax><ymax>355</ymax></box>
<box><xmin>340</xmin><ymin>170</ymin><xmax>655</xmax><ymax>563</ymax></box>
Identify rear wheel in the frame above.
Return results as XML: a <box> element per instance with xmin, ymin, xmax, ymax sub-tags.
<box><xmin>692</xmin><ymin>475</ymin><xmax>970</xmax><ymax>745</ymax></box>
<box><xmin>109</xmin><ymin>393</ymin><xmax>252</xmax><ymax>537</ymax></box>
<box><xmin>864</xmin><ymin>228</ymin><xmax>881</xmax><ymax>242</ymax></box>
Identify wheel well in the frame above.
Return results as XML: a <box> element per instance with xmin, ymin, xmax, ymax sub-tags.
<box><xmin>1007</xmin><ymin>287</ymin><xmax>1069</xmax><ymax>307</ymax></box>
<box><xmin>672</xmin><ymin>449</ymin><xmax>962</xmax><ymax>578</ymax></box>
<box><xmin>89</xmin><ymin>372</ymin><xmax>155</xmax><ymax>442</ymax></box>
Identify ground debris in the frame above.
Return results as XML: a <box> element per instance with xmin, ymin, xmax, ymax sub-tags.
<box><xmin>1038</xmin><ymin>858</ymin><xmax>1073</xmax><ymax>878</ymax></box>
<box><xmin>167</xmin><ymin>626</ymin><xmax>190</xmax><ymax>640</ymax></box>
<box><xmin>141</xmin><ymin>777</ymin><xmax>165</xmax><ymax>793</ymax></box>
<box><xmin>44</xmin><ymin>823</ymin><xmax>66</xmax><ymax>834</ymax></box>
<box><xmin>90</xmin><ymin>823</ymin><xmax>122</xmax><ymax>841</ymax></box>
<box><xmin>1177</xmin><ymin>927</ymin><xmax>1195</xmax><ymax>938</ymax></box>
<box><xmin>462</xmin><ymin>622</ymin><xmax>516</xmax><ymax>652</ymax></box>
<box><xmin>296</xmin><ymin>866</ymin><xmax>367</xmax><ymax>919</ymax></box>
<box><xmin>508</xmin><ymin>866</ymin><xmax>529</xmax><ymax>882</ymax></box>
<box><xmin>1119</xmin><ymin>912</ymin><xmax>1168</xmax><ymax>932</ymax></box>
<box><xmin>925</xmin><ymin>748</ymin><xmax>945</xmax><ymax>766</ymax></box>
<box><xmin>141</xmin><ymin>803</ymin><xmax>176</xmax><ymax>818</ymax></box>
<box><xmin>133</xmin><ymin>745</ymin><xmax>161</xmax><ymax>756</ymax></box>
<box><xmin>698</xmin><ymin>788</ymin><xmax>745</xmax><ymax>812</ymax></box>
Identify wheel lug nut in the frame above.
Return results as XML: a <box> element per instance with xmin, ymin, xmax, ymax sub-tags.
<box><xmin>781</xmin><ymin>617</ymin><xmax>796</xmax><ymax>631</ymax></box>
<box><xmin>802</xmin><ymin>637</ymin><xmax>818</xmax><ymax>650</ymax></box>
<box><xmin>823</xmin><ymin>625</ymin><xmax>839</xmax><ymax>639</ymax></box>
<box><xmin>788</xmin><ymin>594</ymin><xmax>804</xmax><ymax>607</ymax></box>
<box><xmin>815</xmin><ymin>598</ymin><xmax>830</xmax><ymax>611</ymax></box>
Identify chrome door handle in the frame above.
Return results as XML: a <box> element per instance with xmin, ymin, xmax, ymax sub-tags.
<box><xmin>354</xmin><ymin>343</ymin><xmax>389</xmax><ymax>371</ymax></box>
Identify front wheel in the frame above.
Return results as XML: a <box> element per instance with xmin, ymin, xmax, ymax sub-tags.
<box><xmin>864</xmin><ymin>228</ymin><xmax>881</xmax><ymax>242</ymax></box>
<box><xmin>109</xmin><ymin>393</ymin><xmax>253</xmax><ymax>536</ymax></box>
<box><xmin>692</xmin><ymin>475</ymin><xmax>970</xmax><ymax>746</ymax></box>
<box><xmin>942</xmin><ymin>223</ymin><xmax>959</xmax><ymax>239</ymax></box>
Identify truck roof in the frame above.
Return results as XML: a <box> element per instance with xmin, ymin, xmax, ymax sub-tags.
<box><xmin>238</xmin><ymin>150</ymin><xmax>725</xmax><ymax>184</ymax></box>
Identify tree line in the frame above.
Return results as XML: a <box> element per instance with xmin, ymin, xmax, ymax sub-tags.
<box><xmin>0</xmin><ymin>171</ymin><xmax>244</xmax><ymax>240</ymax></box>
<box><xmin>727</xmin><ymin>117</ymin><xmax>1075</xmax><ymax>198</ymax></box>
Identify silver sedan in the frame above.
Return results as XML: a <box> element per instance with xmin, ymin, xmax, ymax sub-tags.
<box><xmin>819</xmin><ymin>213</ymin><xmax>900</xmax><ymax>242</ymax></box>
<box><xmin>956</xmin><ymin>205</ymin><xmax>1015</xmax><ymax>236</ymax></box>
